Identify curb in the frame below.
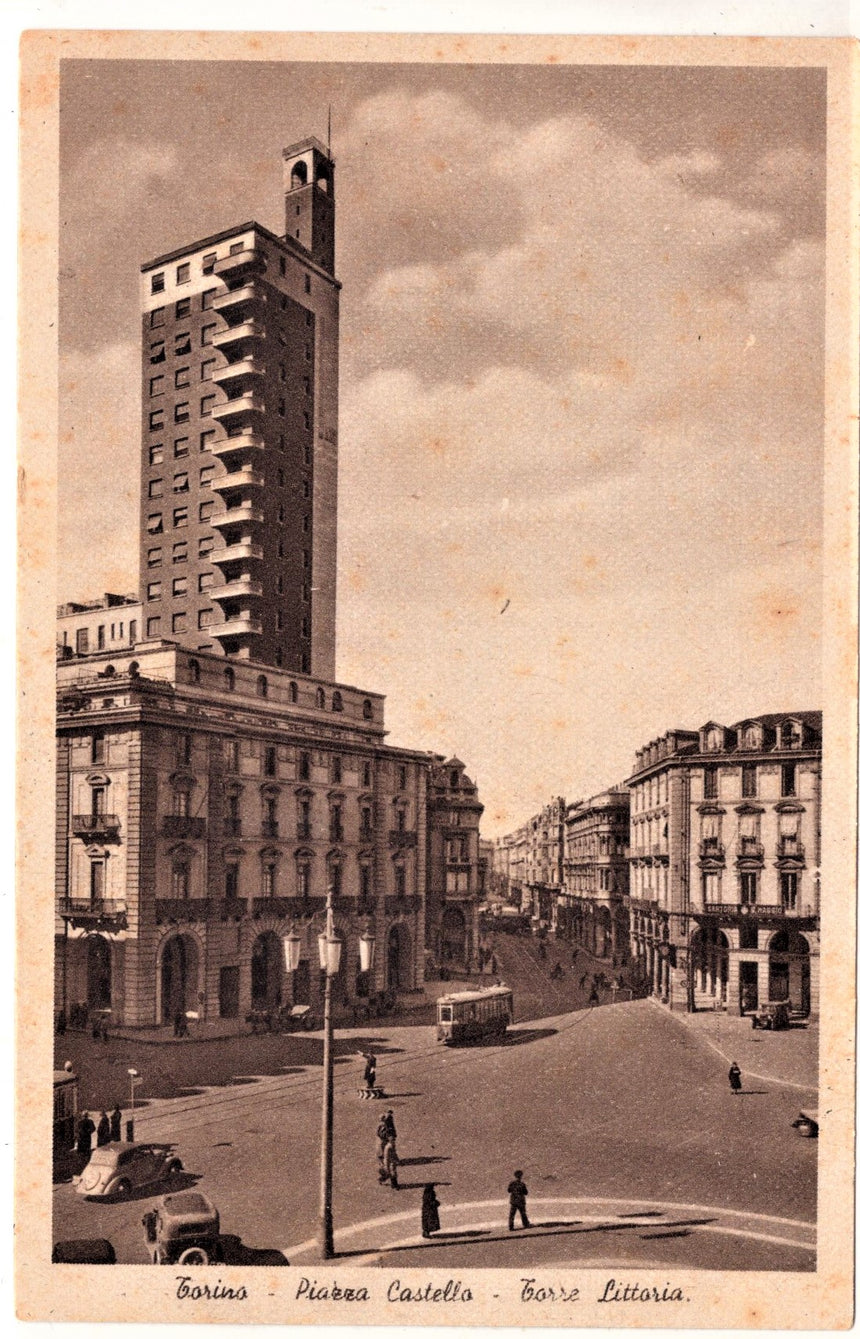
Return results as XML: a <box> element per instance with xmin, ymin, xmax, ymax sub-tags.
<box><xmin>647</xmin><ymin>998</ymin><xmax>818</xmax><ymax>1093</ymax></box>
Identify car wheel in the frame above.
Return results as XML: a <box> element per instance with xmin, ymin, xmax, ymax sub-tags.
<box><xmin>114</xmin><ymin>1179</ymin><xmax>132</xmax><ymax>1199</ymax></box>
<box><xmin>177</xmin><ymin>1246</ymin><xmax>210</xmax><ymax>1266</ymax></box>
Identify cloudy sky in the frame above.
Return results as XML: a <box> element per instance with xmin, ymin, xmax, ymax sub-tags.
<box><xmin>58</xmin><ymin>59</ymin><xmax>825</xmax><ymax>835</ymax></box>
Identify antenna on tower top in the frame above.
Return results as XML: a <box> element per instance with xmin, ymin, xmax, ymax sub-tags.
<box><xmin>327</xmin><ymin>105</ymin><xmax>332</xmax><ymax>156</ymax></box>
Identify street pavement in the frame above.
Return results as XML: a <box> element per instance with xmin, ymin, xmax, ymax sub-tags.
<box><xmin>53</xmin><ymin>995</ymin><xmax>817</xmax><ymax>1270</ymax></box>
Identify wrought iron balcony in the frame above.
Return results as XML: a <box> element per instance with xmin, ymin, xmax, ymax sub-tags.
<box><xmin>71</xmin><ymin>813</ymin><xmax>121</xmax><ymax>840</ymax></box>
<box><xmin>58</xmin><ymin>897</ymin><xmax>127</xmax><ymax>926</ymax></box>
<box><xmin>161</xmin><ymin>815</ymin><xmax>206</xmax><ymax>839</ymax></box>
<box><xmin>777</xmin><ymin>838</ymin><xmax>805</xmax><ymax>861</ymax></box>
<box><xmin>388</xmin><ymin>829</ymin><xmax>418</xmax><ymax>848</ymax></box>
<box><xmin>698</xmin><ymin>838</ymin><xmax>725</xmax><ymax>862</ymax></box>
<box><xmin>737</xmin><ymin>838</ymin><xmax>765</xmax><ymax>861</ymax></box>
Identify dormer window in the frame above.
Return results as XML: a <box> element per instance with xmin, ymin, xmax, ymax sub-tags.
<box><xmin>743</xmin><ymin>725</ymin><xmax>761</xmax><ymax>750</ymax></box>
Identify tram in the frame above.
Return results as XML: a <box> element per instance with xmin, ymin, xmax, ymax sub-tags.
<box><xmin>53</xmin><ymin>1068</ymin><xmax>79</xmax><ymax>1157</ymax></box>
<box><xmin>436</xmin><ymin>984</ymin><xmax>514</xmax><ymax>1045</ymax></box>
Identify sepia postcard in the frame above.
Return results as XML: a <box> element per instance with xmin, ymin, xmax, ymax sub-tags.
<box><xmin>16</xmin><ymin>26</ymin><xmax>858</xmax><ymax>1329</ymax></box>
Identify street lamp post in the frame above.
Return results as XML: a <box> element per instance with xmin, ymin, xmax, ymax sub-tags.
<box><xmin>127</xmin><ymin>1068</ymin><xmax>139</xmax><ymax>1142</ymax></box>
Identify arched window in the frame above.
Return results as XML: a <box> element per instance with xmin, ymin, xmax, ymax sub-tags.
<box><xmin>290</xmin><ymin>161</ymin><xmax>308</xmax><ymax>189</ymax></box>
<box><xmin>288</xmin><ymin>681</ymin><xmax>298</xmax><ymax>703</ymax></box>
<box><xmin>257</xmin><ymin>674</ymin><xmax>268</xmax><ymax>698</ymax></box>
<box><xmin>331</xmin><ymin>690</ymin><xmax>343</xmax><ymax>712</ymax></box>
<box><xmin>362</xmin><ymin>699</ymin><xmax>373</xmax><ymax>720</ymax></box>
<box><xmin>316</xmin><ymin>687</ymin><xmax>326</xmax><ymax>709</ymax></box>
<box><xmin>224</xmin><ymin>666</ymin><xmax>235</xmax><ymax>693</ymax></box>
<box><xmin>188</xmin><ymin>658</ymin><xmax>200</xmax><ymax>684</ymax></box>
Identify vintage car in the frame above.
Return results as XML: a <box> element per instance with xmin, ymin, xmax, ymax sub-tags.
<box><xmin>142</xmin><ymin>1191</ymin><xmax>221</xmax><ymax>1265</ymax></box>
<box><xmin>75</xmin><ymin>1142</ymin><xmax>183</xmax><ymax>1199</ymax></box>
<box><xmin>750</xmin><ymin>1000</ymin><xmax>791</xmax><ymax>1030</ymax></box>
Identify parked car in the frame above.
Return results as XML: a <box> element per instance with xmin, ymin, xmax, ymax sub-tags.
<box><xmin>52</xmin><ymin>1238</ymin><xmax>116</xmax><ymax>1263</ymax></box>
<box><xmin>142</xmin><ymin>1191</ymin><xmax>221</xmax><ymax>1265</ymax></box>
<box><xmin>750</xmin><ymin>1000</ymin><xmax>791</xmax><ymax>1030</ymax></box>
<box><xmin>75</xmin><ymin>1142</ymin><xmax>183</xmax><ymax>1199</ymax></box>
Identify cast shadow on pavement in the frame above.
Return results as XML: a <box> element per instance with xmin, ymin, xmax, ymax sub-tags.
<box><xmin>398</xmin><ymin>1155</ymin><xmax>451</xmax><ymax>1166</ymax></box>
<box><xmin>495</xmin><ymin>1027</ymin><xmax>558</xmax><ymax>1047</ymax></box>
<box><xmin>218</xmin><ymin>1234</ymin><xmax>289</xmax><ymax>1266</ymax></box>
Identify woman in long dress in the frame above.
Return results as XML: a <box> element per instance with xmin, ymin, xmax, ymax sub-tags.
<box><xmin>728</xmin><ymin>1061</ymin><xmax>742</xmax><ymax>1094</ymax></box>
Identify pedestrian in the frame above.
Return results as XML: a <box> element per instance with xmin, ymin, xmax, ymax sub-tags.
<box><xmin>376</xmin><ymin>1118</ymin><xmax>389</xmax><ymax>1181</ymax></box>
<box><xmin>76</xmin><ymin>1111</ymin><xmax>95</xmax><ymax>1161</ymax></box>
<box><xmin>383</xmin><ymin>1108</ymin><xmax>397</xmax><ymax>1141</ymax></box>
<box><xmin>363</xmin><ymin>1052</ymin><xmax>377</xmax><ymax>1091</ymax></box>
<box><xmin>421</xmin><ymin>1183</ymin><xmax>441</xmax><ymax>1237</ymax></box>
<box><xmin>96</xmin><ymin>1110</ymin><xmax>111</xmax><ymax>1147</ymax></box>
<box><xmin>110</xmin><ymin>1104</ymin><xmax>123</xmax><ymax>1142</ymax></box>
<box><xmin>507</xmin><ymin>1169</ymin><xmax>530</xmax><ymax>1230</ymax></box>
<box><xmin>383</xmin><ymin>1137</ymin><xmax>399</xmax><ymax>1189</ymax></box>
<box><xmin>728</xmin><ymin>1061</ymin><xmax>742</xmax><ymax>1095</ymax></box>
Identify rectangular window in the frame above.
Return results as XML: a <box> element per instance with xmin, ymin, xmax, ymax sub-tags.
<box><xmin>199</xmin><ymin>500</ymin><xmax>214</xmax><ymax>522</ymax></box>
<box><xmin>172</xmin><ymin>576</ymin><xmax>188</xmax><ymax>597</ymax></box>
<box><xmin>172</xmin><ymin>612</ymin><xmax>188</xmax><ymax>633</ymax></box>
<box><xmin>225</xmin><ymin>864</ymin><xmax>239</xmax><ymax>899</ymax></box>
<box><xmin>202</xmin><ymin>254</ymin><xmax>216</xmax><ymax>275</ymax></box>
<box><xmin>741</xmin><ymin>764</ymin><xmax>757</xmax><ymax>798</ymax></box>
<box><xmin>200</xmin><ymin>395</ymin><xmax>216</xmax><ymax>417</ymax></box>
<box><xmin>173</xmin><ymin>437</ymin><xmax>189</xmax><ymax>459</ymax></box>
<box><xmin>173</xmin><ymin>472</ymin><xmax>189</xmax><ymax>493</ymax></box>
<box><xmin>264</xmin><ymin>745</ymin><xmax>277</xmax><ymax>777</ymax></box>
<box><xmin>150</xmin><ymin>306</ymin><xmax>165</xmax><ymax>328</ymax></box>
<box><xmin>740</xmin><ymin>871</ymin><xmax>758</xmax><ymax>905</ymax></box>
<box><xmin>298</xmin><ymin>751</ymin><xmax>311</xmax><ymax>781</ymax></box>
<box><xmin>176</xmin><ymin>262</ymin><xmax>191</xmax><ymax>284</ymax></box>
<box><xmin>200</xmin><ymin>465</ymin><xmax>215</xmax><ymax>487</ymax></box>
<box><xmin>175</xmin><ymin>331</ymin><xmax>192</xmax><ymax>355</ymax></box>
<box><xmin>200</xmin><ymin>430</ymin><xmax>215</xmax><ymax>452</ymax></box>
<box><xmin>146</xmin><ymin>616</ymin><xmax>161</xmax><ymax>637</ymax></box>
<box><xmin>149</xmin><ymin>443</ymin><xmax>164</xmax><ymax>466</ymax></box>
<box><xmin>75</xmin><ymin>627</ymin><xmax>89</xmax><ymax>655</ymax></box>
<box><xmin>229</xmin><ymin>241</ymin><xmax>245</xmax><ymax>255</ymax></box>
<box><xmin>279</xmin><ymin>256</ymin><xmax>287</xmax><ymax>276</ymax></box>
<box><xmin>201</xmin><ymin>324</ymin><xmax>217</xmax><ymax>345</ymax></box>
<box><xmin>201</xmin><ymin>360</ymin><xmax>216</xmax><ymax>381</ymax></box>
<box><xmin>198</xmin><ymin>572</ymin><xmax>213</xmax><ymax>592</ymax></box>
<box><xmin>147</xmin><ymin>513</ymin><xmax>163</xmax><ymax>535</ymax></box>
<box><xmin>781</xmin><ymin>763</ymin><xmax>797</xmax><ymax>798</ymax></box>
<box><xmin>149</xmin><ymin>409</ymin><xmax>164</xmax><ymax>431</ymax></box>
<box><xmin>148</xmin><ymin>478</ymin><xmax>163</xmax><ymax>498</ymax></box>
<box><xmin>129</xmin><ymin>620</ymin><xmax>137</xmax><ymax>643</ymax></box>
<box><xmin>147</xmin><ymin>546</ymin><xmax>162</xmax><ymax>568</ymax></box>
<box><xmin>174</xmin><ymin>402</ymin><xmax>190</xmax><ymax>424</ymax></box>
<box><xmin>150</xmin><ymin>341</ymin><xmax>166</xmax><ymax>364</ymax></box>
<box><xmin>703</xmin><ymin>766</ymin><xmax>718</xmax><ymax>799</ymax></box>
<box><xmin>174</xmin><ymin>506</ymin><xmax>188</xmax><ymax>528</ymax></box>
<box><xmin>198</xmin><ymin>535</ymin><xmax>215</xmax><ymax>559</ymax></box>
<box><xmin>175</xmin><ymin>297</ymin><xmax>191</xmax><ymax>319</ymax></box>
<box><xmin>147</xmin><ymin>580</ymin><xmax>162</xmax><ymax>600</ymax></box>
<box><xmin>197</xmin><ymin>608</ymin><xmax>214</xmax><ymax>629</ymax></box>
<box><xmin>172</xmin><ymin>541</ymin><xmax>188</xmax><ymax>563</ymax></box>
<box><xmin>224</xmin><ymin>738</ymin><xmax>239</xmax><ymax>770</ymax></box>
<box><xmin>278</xmin><ymin>398</ymin><xmax>286</xmax><ymax>417</ymax></box>
<box><xmin>175</xmin><ymin>366</ymin><xmax>190</xmax><ymax>388</ymax></box>
<box><xmin>201</xmin><ymin>282</ymin><xmax>217</xmax><ymax>302</ymax></box>
<box><xmin>150</xmin><ymin>272</ymin><xmax>165</xmax><ymax>293</ymax></box>
<box><xmin>304</xmin><ymin>274</ymin><xmax>311</xmax><ymax>294</ymax></box>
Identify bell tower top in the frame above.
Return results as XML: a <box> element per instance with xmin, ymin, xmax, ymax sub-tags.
<box><xmin>283</xmin><ymin>137</ymin><xmax>335</xmax><ymax>275</ymax></box>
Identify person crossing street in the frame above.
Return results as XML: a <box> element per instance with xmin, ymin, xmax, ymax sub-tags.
<box><xmin>507</xmin><ymin>1169</ymin><xmax>530</xmax><ymax>1230</ymax></box>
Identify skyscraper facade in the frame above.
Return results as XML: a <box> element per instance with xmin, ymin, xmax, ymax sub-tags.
<box><xmin>137</xmin><ymin>139</ymin><xmax>338</xmax><ymax>677</ymax></box>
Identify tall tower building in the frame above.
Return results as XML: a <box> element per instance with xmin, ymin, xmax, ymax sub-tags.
<box><xmin>137</xmin><ymin>138</ymin><xmax>339</xmax><ymax>677</ymax></box>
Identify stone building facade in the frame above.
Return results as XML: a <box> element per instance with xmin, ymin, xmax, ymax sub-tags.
<box><xmin>561</xmin><ymin>788</ymin><xmax>630</xmax><ymax>960</ymax></box>
<box><xmin>425</xmin><ymin>758</ymin><xmax>484</xmax><ymax>972</ymax></box>
<box><xmin>627</xmin><ymin>713</ymin><xmax>821</xmax><ymax>1016</ymax></box>
<box><xmin>56</xmin><ymin>643</ymin><xmax>430</xmax><ymax>1027</ymax></box>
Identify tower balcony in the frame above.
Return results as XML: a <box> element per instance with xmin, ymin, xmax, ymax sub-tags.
<box><xmin>213</xmin><ymin>248</ymin><xmax>267</xmax><ymax>279</ymax></box>
<box><xmin>211</xmin><ymin>540</ymin><xmax>264</xmax><ymax>566</ymax></box>
<box><xmin>212</xmin><ymin>320</ymin><xmax>266</xmax><ymax>354</ymax></box>
<box><xmin>211</xmin><ymin>430</ymin><xmax>266</xmax><ymax>462</ymax></box>
<box><xmin>211</xmin><ymin>392</ymin><xmax>265</xmax><ymax>426</ymax></box>
<box><xmin>212</xmin><ymin>357</ymin><xmax>265</xmax><ymax>390</ymax></box>
<box><xmin>209</xmin><ymin>614</ymin><xmax>264</xmax><ymax>639</ymax></box>
<box><xmin>211</xmin><ymin>466</ymin><xmax>266</xmax><ymax>495</ymax></box>
<box><xmin>212</xmin><ymin>283</ymin><xmax>264</xmax><ymax>316</ymax></box>
<box><xmin>71</xmin><ymin>813</ymin><xmax>121</xmax><ymax>841</ymax></box>
<box><xmin>211</xmin><ymin>501</ymin><xmax>265</xmax><ymax>530</ymax></box>
<box><xmin>210</xmin><ymin>577</ymin><xmax>265</xmax><ymax>602</ymax></box>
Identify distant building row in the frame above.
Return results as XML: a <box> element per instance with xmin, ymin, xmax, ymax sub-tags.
<box><xmin>491</xmin><ymin>712</ymin><xmax>821</xmax><ymax>1017</ymax></box>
